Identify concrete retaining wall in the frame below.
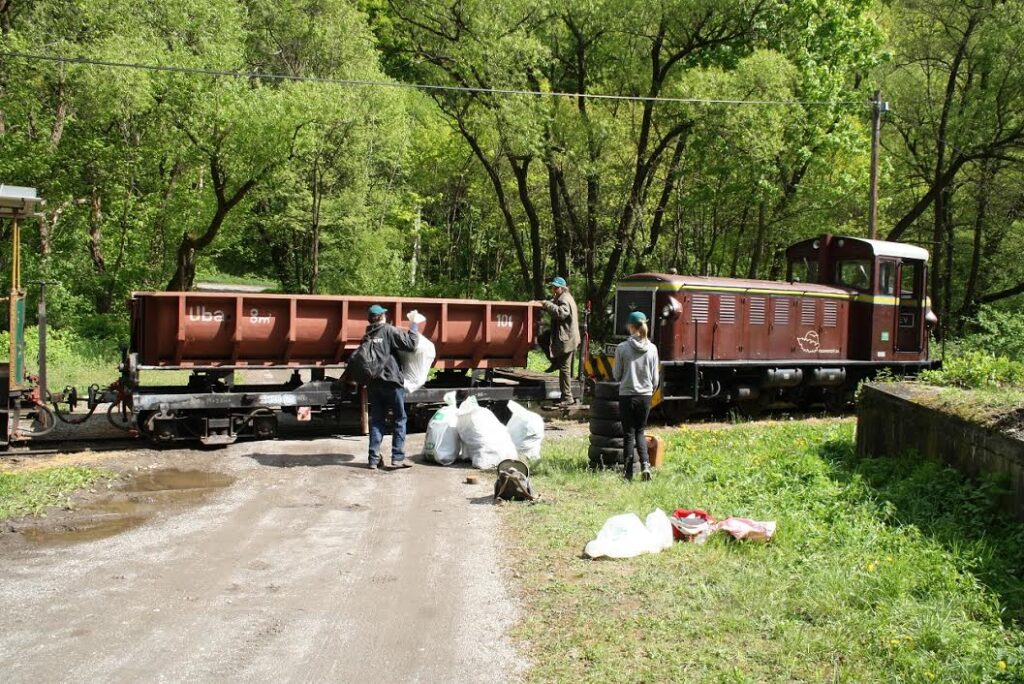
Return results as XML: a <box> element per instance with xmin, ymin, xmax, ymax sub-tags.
<box><xmin>857</xmin><ymin>384</ymin><xmax>1024</xmax><ymax>520</ymax></box>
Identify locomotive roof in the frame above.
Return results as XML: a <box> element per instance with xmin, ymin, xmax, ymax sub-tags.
<box><xmin>619</xmin><ymin>273</ymin><xmax>853</xmax><ymax>298</ymax></box>
<box><xmin>787</xmin><ymin>235</ymin><xmax>930</xmax><ymax>262</ymax></box>
<box><xmin>853</xmin><ymin>237</ymin><xmax>929</xmax><ymax>262</ymax></box>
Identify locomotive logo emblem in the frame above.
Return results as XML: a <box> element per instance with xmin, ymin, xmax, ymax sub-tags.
<box><xmin>796</xmin><ymin>330</ymin><xmax>820</xmax><ymax>353</ymax></box>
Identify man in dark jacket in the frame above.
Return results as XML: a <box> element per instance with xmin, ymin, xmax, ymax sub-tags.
<box><xmin>541</xmin><ymin>277</ymin><xmax>581</xmax><ymax>407</ymax></box>
<box><xmin>363</xmin><ymin>304</ymin><xmax>420</xmax><ymax>470</ymax></box>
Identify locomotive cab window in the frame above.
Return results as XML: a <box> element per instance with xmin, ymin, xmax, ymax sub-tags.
<box><xmin>879</xmin><ymin>260</ymin><xmax>897</xmax><ymax>296</ymax></box>
<box><xmin>788</xmin><ymin>258</ymin><xmax>818</xmax><ymax>284</ymax></box>
<box><xmin>835</xmin><ymin>259</ymin><xmax>872</xmax><ymax>292</ymax></box>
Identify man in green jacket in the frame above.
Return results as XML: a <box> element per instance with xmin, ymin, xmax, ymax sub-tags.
<box><xmin>541</xmin><ymin>276</ymin><xmax>581</xmax><ymax>407</ymax></box>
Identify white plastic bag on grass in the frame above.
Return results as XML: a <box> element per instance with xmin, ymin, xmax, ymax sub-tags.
<box><xmin>456</xmin><ymin>395</ymin><xmax>517</xmax><ymax>469</ymax></box>
<box><xmin>506</xmin><ymin>400</ymin><xmax>544</xmax><ymax>461</ymax></box>
<box><xmin>644</xmin><ymin>509</ymin><xmax>674</xmax><ymax>551</ymax></box>
<box><xmin>398</xmin><ymin>310</ymin><xmax>436</xmax><ymax>394</ymax></box>
<box><xmin>584</xmin><ymin>509</ymin><xmax>674</xmax><ymax>559</ymax></box>
<box><xmin>424</xmin><ymin>391</ymin><xmax>460</xmax><ymax>465</ymax></box>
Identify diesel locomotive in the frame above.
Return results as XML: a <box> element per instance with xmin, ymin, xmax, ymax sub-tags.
<box><xmin>588</xmin><ymin>234</ymin><xmax>937</xmax><ymax>417</ymax></box>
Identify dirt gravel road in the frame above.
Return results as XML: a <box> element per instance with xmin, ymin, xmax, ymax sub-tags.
<box><xmin>0</xmin><ymin>434</ymin><xmax>520</xmax><ymax>683</ymax></box>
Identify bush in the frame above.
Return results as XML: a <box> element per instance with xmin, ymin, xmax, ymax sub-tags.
<box><xmin>959</xmin><ymin>306</ymin><xmax>1024</xmax><ymax>362</ymax></box>
<box><xmin>921</xmin><ymin>350</ymin><xmax>1024</xmax><ymax>389</ymax></box>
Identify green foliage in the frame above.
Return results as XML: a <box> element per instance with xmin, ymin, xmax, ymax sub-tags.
<box><xmin>959</xmin><ymin>307</ymin><xmax>1024</xmax><ymax>363</ymax></box>
<box><xmin>921</xmin><ymin>351</ymin><xmax>1024</xmax><ymax>390</ymax></box>
<box><xmin>0</xmin><ymin>325</ymin><xmax>121</xmax><ymax>390</ymax></box>
<box><xmin>0</xmin><ymin>467</ymin><xmax>112</xmax><ymax>519</ymax></box>
<box><xmin>507</xmin><ymin>421</ymin><xmax>1024</xmax><ymax>682</ymax></box>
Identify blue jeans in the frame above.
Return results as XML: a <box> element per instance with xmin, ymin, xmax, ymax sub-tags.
<box><xmin>368</xmin><ymin>383</ymin><xmax>407</xmax><ymax>465</ymax></box>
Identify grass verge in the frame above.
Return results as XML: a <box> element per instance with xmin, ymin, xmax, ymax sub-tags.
<box><xmin>503</xmin><ymin>420</ymin><xmax>1024</xmax><ymax>683</ymax></box>
<box><xmin>0</xmin><ymin>467</ymin><xmax>112</xmax><ymax>520</ymax></box>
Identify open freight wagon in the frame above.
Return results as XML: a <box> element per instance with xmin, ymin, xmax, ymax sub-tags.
<box><xmin>85</xmin><ymin>291</ymin><xmax>575</xmax><ymax>445</ymax></box>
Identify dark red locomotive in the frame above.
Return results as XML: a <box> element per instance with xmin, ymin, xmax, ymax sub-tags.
<box><xmin>593</xmin><ymin>235</ymin><xmax>936</xmax><ymax>416</ymax></box>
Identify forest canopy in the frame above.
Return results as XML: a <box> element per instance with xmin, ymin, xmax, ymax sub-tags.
<box><xmin>1</xmin><ymin>0</ymin><xmax>1022</xmax><ymax>337</ymax></box>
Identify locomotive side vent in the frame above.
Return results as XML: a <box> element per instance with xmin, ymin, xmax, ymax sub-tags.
<box><xmin>773</xmin><ymin>298</ymin><xmax>790</xmax><ymax>325</ymax></box>
<box><xmin>692</xmin><ymin>294</ymin><xmax>709</xmax><ymax>323</ymax></box>
<box><xmin>719</xmin><ymin>295</ymin><xmax>736</xmax><ymax>324</ymax></box>
<box><xmin>824</xmin><ymin>301</ymin><xmax>839</xmax><ymax>327</ymax></box>
<box><xmin>801</xmin><ymin>300</ymin><xmax>816</xmax><ymax>326</ymax></box>
<box><xmin>750</xmin><ymin>297</ymin><xmax>766</xmax><ymax>325</ymax></box>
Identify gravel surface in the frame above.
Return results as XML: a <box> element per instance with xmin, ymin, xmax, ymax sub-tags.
<box><xmin>0</xmin><ymin>433</ymin><xmax>522</xmax><ymax>683</ymax></box>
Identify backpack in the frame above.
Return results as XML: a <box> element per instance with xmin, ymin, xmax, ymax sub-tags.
<box><xmin>494</xmin><ymin>460</ymin><xmax>538</xmax><ymax>502</ymax></box>
<box><xmin>345</xmin><ymin>331</ymin><xmax>390</xmax><ymax>384</ymax></box>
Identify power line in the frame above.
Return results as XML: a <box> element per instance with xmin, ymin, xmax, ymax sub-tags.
<box><xmin>1</xmin><ymin>51</ymin><xmax>870</xmax><ymax>108</ymax></box>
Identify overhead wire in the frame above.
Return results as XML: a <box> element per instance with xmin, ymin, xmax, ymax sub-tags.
<box><xmin>0</xmin><ymin>51</ymin><xmax>871</xmax><ymax>109</ymax></box>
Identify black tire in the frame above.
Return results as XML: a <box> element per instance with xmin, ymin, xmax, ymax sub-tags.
<box><xmin>594</xmin><ymin>381</ymin><xmax>621</xmax><ymax>400</ymax></box>
<box><xmin>589</xmin><ymin>418</ymin><xmax>623</xmax><ymax>437</ymax></box>
<box><xmin>589</xmin><ymin>434</ymin><xmax>624</xmax><ymax>449</ymax></box>
<box><xmin>588</xmin><ymin>400</ymin><xmax>621</xmax><ymax>420</ymax></box>
<box><xmin>588</xmin><ymin>445</ymin><xmax>623</xmax><ymax>469</ymax></box>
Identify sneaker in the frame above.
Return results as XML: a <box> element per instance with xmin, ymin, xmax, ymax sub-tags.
<box><xmin>641</xmin><ymin>466</ymin><xmax>652</xmax><ymax>482</ymax></box>
<box><xmin>368</xmin><ymin>462</ymin><xmax>380</xmax><ymax>471</ymax></box>
<box><xmin>391</xmin><ymin>460</ymin><xmax>414</xmax><ymax>469</ymax></box>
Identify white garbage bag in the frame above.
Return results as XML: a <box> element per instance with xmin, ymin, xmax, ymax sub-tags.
<box><xmin>584</xmin><ymin>509</ymin><xmax>674</xmax><ymax>559</ymax></box>
<box><xmin>644</xmin><ymin>509</ymin><xmax>674</xmax><ymax>551</ymax></box>
<box><xmin>424</xmin><ymin>391</ymin><xmax>460</xmax><ymax>465</ymax></box>
<box><xmin>456</xmin><ymin>396</ymin><xmax>517</xmax><ymax>469</ymax></box>
<box><xmin>398</xmin><ymin>310</ymin><xmax>436</xmax><ymax>394</ymax></box>
<box><xmin>506</xmin><ymin>400</ymin><xmax>544</xmax><ymax>461</ymax></box>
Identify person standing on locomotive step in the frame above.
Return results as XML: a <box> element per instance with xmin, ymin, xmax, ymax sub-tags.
<box><xmin>364</xmin><ymin>304</ymin><xmax>419</xmax><ymax>470</ymax></box>
<box><xmin>540</xmin><ymin>277</ymin><xmax>581</xmax><ymax>407</ymax></box>
<box><xmin>613</xmin><ymin>311</ymin><xmax>660</xmax><ymax>481</ymax></box>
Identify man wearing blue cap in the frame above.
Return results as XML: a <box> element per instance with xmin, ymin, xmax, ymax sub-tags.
<box><xmin>363</xmin><ymin>304</ymin><xmax>420</xmax><ymax>470</ymax></box>
<box><xmin>541</xmin><ymin>276</ymin><xmax>580</xmax><ymax>407</ymax></box>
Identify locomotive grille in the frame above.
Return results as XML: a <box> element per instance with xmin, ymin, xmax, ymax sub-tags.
<box><xmin>824</xmin><ymin>301</ymin><xmax>839</xmax><ymax>327</ymax></box>
<box><xmin>801</xmin><ymin>300</ymin><xmax>816</xmax><ymax>326</ymax></box>
<box><xmin>692</xmin><ymin>294</ymin><xmax>709</xmax><ymax>323</ymax></box>
<box><xmin>719</xmin><ymin>295</ymin><xmax>736</xmax><ymax>324</ymax></box>
<box><xmin>750</xmin><ymin>297</ymin><xmax>766</xmax><ymax>325</ymax></box>
<box><xmin>773</xmin><ymin>298</ymin><xmax>790</xmax><ymax>325</ymax></box>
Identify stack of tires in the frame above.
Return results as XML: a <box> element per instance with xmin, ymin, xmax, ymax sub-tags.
<box><xmin>588</xmin><ymin>381</ymin><xmax>624</xmax><ymax>470</ymax></box>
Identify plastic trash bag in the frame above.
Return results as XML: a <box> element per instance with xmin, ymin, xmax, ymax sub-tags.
<box><xmin>398</xmin><ymin>310</ymin><xmax>436</xmax><ymax>394</ymax></box>
<box><xmin>584</xmin><ymin>510</ymin><xmax>673</xmax><ymax>559</ymax></box>
<box><xmin>644</xmin><ymin>509</ymin><xmax>674</xmax><ymax>551</ymax></box>
<box><xmin>424</xmin><ymin>391</ymin><xmax>460</xmax><ymax>465</ymax></box>
<box><xmin>506</xmin><ymin>400</ymin><xmax>544</xmax><ymax>461</ymax></box>
<box><xmin>716</xmin><ymin>517</ymin><xmax>776</xmax><ymax>542</ymax></box>
<box><xmin>456</xmin><ymin>396</ymin><xmax>517</xmax><ymax>469</ymax></box>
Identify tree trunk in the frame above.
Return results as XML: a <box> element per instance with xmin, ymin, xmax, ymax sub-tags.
<box><xmin>748</xmin><ymin>200</ymin><xmax>767</xmax><ymax>279</ymax></box>
<box><xmin>167</xmin><ymin>158</ymin><xmax>257</xmax><ymax>291</ymax></box>
<box><xmin>508</xmin><ymin>156</ymin><xmax>545</xmax><ymax>298</ymax></box>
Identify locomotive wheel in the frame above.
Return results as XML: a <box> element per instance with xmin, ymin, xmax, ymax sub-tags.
<box><xmin>594</xmin><ymin>381</ymin><xmax>621</xmax><ymax>400</ymax></box>
<box><xmin>589</xmin><ymin>434</ymin><xmax>624</xmax><ymax>449</ymax></box>
<box><xmin>588</xmin><ymin>445</ymin><xmax>623</xmax><ymax>469</ymax></box>
<box><xmin>589</xmin><ymin>418</ymin><xmax>623</xmax><ymax>437</ymax></box>
<box><xmin>588</xmin><ymin>400</ymin><xmax>621</xmax><ymax>420</ymax></box>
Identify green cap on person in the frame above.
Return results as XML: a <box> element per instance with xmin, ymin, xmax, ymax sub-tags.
<box><xmin>548</xmin><ymin>276</ymin><xmax>567</xmax><ymax>288</ymax></box>
<box><xmin>368</xmin><ymin>304</ymin><xmax>388</xmax><ymax>317</ymax></box>
<box><xmin>628</xmin><ymin>311</ymin><xmax>648</xmax><ymax>325</ymax></box>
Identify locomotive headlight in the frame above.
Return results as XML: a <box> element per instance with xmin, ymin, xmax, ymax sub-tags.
<box><xmin>660</xmin><ymin>299</ymin><xmax>682</xmax><ymax>319</ymax></box>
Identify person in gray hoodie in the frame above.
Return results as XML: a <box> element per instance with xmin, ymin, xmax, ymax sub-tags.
<box><xmin>613</xmin><ymin>311</ymin><xmax>660</xmax><ymax>481</ymax></box>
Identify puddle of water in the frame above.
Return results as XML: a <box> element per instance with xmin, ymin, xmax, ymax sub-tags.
<box><xmin>22</xmin><ymin>468</ymin><xmax>235</xmax><ymax>545</ymax></box>
<box><xmin>124</xmin><ymin>469</ymin><xmax>235</xmax><ymax>493</ymax></box>
<box><xmin>23</xmin><ymin>517</ymin><xmax>147</xmax><ymax>544</ymax></box>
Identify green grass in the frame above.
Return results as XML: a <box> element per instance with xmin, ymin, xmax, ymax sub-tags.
<box><xmin>911</xmin><ymin>385</ymin><xmax>1024</xmax><ymax>430</ymax></box>
<box><xmin>0</xmin><ymin>467</ymin><xmax>112</xmax><ymax>519</ymax></box>
<box><xmin>504</xmin><ymin>420</ymin><xmax>1024</xmax><ymax>683</ymax></box>
<box><xmin>527</xmin><ymin>348</ymin><xmax>557</xmax><ymax>374</ymax></box>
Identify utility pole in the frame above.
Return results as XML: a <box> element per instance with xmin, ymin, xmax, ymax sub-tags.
<box><xmin>868</xmin><ymin>89</ymin><xmax>889</xmax><ymax>240</ymax></box>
